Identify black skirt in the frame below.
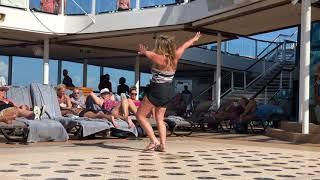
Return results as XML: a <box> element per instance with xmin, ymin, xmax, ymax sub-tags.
<box><xmin>147</xmin><ymin>82</ymin><xmax>172</xmax><ymax>107</ymax></box>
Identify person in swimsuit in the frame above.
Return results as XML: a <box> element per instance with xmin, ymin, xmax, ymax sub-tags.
<box><xmin>0</xmin><ymin>79</ymin><xmax>43</xmax><ymax>123</ymax></box>
<box><xmin>129</xmin><ymin>87</ymin><xmax>141</xmax><ymax>108</ymax></box>
<box><xmin>89</xmin><ymin>88</ymin><xmax>137</xmax><ymax>128</ymax></box>
<box><xmin>137</xmin><ymin>32</ymin><xmax>201</xmax><ymax>152</ymax></box>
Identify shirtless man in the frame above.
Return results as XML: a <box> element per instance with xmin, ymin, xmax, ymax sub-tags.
<box><xmin>117</xmin><ymin>0</ymin><xmax>130</xmax><ymax>11</ymax></box>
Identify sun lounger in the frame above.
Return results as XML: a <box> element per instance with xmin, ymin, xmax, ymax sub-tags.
<box><xmin>30</xmin><ymin>83</ymin><xmax>137</xmax><ymax>138</ymax></box>
<box><xmin>1</xmin><ymin>86</ymin><xmax>69</xmax><ymax>143</ymax></box>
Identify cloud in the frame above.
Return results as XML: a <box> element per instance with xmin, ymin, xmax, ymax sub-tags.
<box><xmin>0</xmin><ymin>61</ymin><xmax>8</xmax><ymax>78</ymax></box>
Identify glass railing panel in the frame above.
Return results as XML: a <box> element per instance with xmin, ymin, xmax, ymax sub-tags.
<box><xmin>140</xmin><ymin>0</ymin><xmax>176</xmax><ymax>8</ymax></box>
<box><xmin>30</xmin><ymin>0</ymin><xmax>64</xmax><ymax>14</ymax></box>
<box><xmin>1</xmin><ymin>0</ymin><xmax>26</xmax><ymax>9</ymax></box>
<box><xmin>224</xmin><ymin>37</ymin><xmax>256</xmax><ymax>58</ymax></box>
<box><xmin>96</xmin><ymin>0</ymin><xmax>136</xmax><ymax>14</ymax></box>
<box><xmin>65</xmin><ymin>0</ymin><xmax>92</xmax><ymax>15</ymax></box>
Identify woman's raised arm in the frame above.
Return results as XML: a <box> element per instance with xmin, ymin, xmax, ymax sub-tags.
<box><xmin>176</xmin><ymin>32</ymin><xmax>201</xmax><ymax>60</ymax></box>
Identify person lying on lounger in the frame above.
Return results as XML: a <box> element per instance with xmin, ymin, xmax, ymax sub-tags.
<box><xmin>0</xmin><ymin>81</ymin><xmax>44</xmax><ymax>123</ymax></box>
<box><xmin>239</xmin><ymin>98</ymin><xmax>285</xmax><ymax>123</ymax></box>
<box><xmin>56</xmin><ymin>85</ymin><xmax>118</xmax><ymax>127</ymax></box>
<box><xmin>89</xmin><ymin>88</ymin><xmax>137</xmax><ymax>128</ymax></box>
<box><xmin>212</xmin><ymin>97</ymin><xmax>249</xmax><ymax>123</ymax></box>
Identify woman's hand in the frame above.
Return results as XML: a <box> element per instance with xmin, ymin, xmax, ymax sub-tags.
<box><xmin>193</xmin><ymin>32</ymin><xmax>201</xmax><ymax>42</ymax></box>
<box><xmin>138</xmin><ymin>44</ymin><xmax>147</xmax><ymax>55</ymax></box>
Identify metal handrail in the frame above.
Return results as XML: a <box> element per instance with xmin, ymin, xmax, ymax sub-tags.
<box><xmin>245</xmin><ymin>42</ymin><xmax>284</xmax><ymax>72</ymax></box>
<box><xmin>252</xmin><ymin>66</ymin><xmax>296</xmax><ymax>99</ymax></box>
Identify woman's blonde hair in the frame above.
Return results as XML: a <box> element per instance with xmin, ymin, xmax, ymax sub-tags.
<box><xmin>56</xmin><ymin>84</ymin><xmax>66</xmax><ymax>91</ymax></box>
<box><xmin>153</xmin><ymin>35</ymin><xmax>177</xmax><ymax>69</ymax></box>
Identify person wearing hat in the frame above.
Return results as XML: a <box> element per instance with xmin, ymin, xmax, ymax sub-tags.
<box><xmin>89</xmin><ymin>88</ymin><xmax>137</xmax><ymax>128</ymax></box>
<box><xmin>0</xmin><ymin>77</ymin><xmax>43</xmax><ymax>123</ymax></box>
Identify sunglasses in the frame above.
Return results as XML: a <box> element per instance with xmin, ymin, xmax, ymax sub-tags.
<box><xmin>74</xmin><ymin>92</ymin><xmax>80</xmax><ymax>94</ymax></box>
<box><xmin>130</xmin><ymin>93</ymin><xmax>137</xmax><ymax>95</ymax></box>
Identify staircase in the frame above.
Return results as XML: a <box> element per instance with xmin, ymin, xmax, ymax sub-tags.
<box><xmin>213</xmin><ymin>33</ymin><xmax>297</xmax><ymax>109</ymax></box>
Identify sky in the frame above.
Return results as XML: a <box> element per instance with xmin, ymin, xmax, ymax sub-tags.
<box><xmin>0</xmin><ymin>1</ymin><xmax>300</xmax><ymax>91</ymax></box>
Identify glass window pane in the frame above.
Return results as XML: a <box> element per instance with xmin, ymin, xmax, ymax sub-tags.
<box><xmin>49</xmin><ymin>60</ymin><xmax>58</xmax><ymax>86</ymax></box>
<box><xmin>62</xmin><ymin>61</ymin><xmax>83</xmax><ymax>87</ymax></box>
<box><xmin>103</xmin><ymin>67</ymin><xmax>134</xmax><ymax>93</ymax></box>
<box><xmin>141</xmin><ymin>72</ymin><xmax>151</xmax><ymax>86</ymax></box>
<box><xmin>87</xmin><ymin>65</ymin><xmax>100</xmax><ymax>91</ymax></box>
<box><xmin>96</xmin><ymin>0</ymin><xmax>136</xmax><ymax>13</ymax></box>
<box><xmin>12</xmin><ymin>57</ymin><xmax>43</xmax><ymax>86</ymax></box>
<box><xmin>66</xmin><ymin>0</ymin><xmax>92</xmax><ymax>15</ymax></box>
<box><xmin>141</xmin><ymin>0</ymin><xmax>175</xmax><ymax>8</ymax></box>
<box><xmin>0</xmin><ymin>56</ymin><xmax>8</xmax><ymax>83</ymax></box>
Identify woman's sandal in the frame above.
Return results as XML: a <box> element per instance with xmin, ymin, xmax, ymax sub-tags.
<box><xmin>154</xmin><ymin>144</ymin><xmax>166</xmax><ymax>152</ymax></box>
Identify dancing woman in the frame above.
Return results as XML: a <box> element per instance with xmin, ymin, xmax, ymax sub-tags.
<box><xmin>137</xmin><ymin>32</ymin><xmax>201</xmax><ymax>152</ymax></box>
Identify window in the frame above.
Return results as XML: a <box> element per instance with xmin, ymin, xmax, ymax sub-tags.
<box><xmin>62</xmin><ymin>61</ymin><xmax>83</xmax><ymax>87</ymax></box>
<box><xmin>0</xmin><ymin>56</ymin><xmax>8</xmax><ymax>83</ymax></box>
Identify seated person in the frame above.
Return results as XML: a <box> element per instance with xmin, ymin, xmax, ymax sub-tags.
<box><xmin>57</xmin><ymin>85</ymin><xmax>117</xmax><ymax>126</ymax></box>
<box><xmin>129</xmin><ymin>87</ymin><xmax>141</xmax><ymax>108</ymax></box>
<box><xmin>213</xmin><ymin>97</ymin><xmax>249</xmax><ymax>123</ymax></box>
<box><xmin>240</xmin><ymin>98</ymin><xmax>285</xmax><ymax>123</ymax></box>
<box><xmin>0</xmin><ymin>83</ymin><xmax>43</xmax><ymax>123</ymax></box>
<box><xmin>89</xmin><ymin>88</ymin><xmax>137</xmax><ymax>128</ymax></box>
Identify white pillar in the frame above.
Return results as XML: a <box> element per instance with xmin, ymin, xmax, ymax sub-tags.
<box><xmin>25</xmin><ymin>0</ymin><xmax>30</xmax><ymax>11</ymax></box>
<box><xmin>43</xmin><ymin>38</ymin><xmax>50</xmax><ymax>85</ymax></box>
<box><xmin>136</xmin><ymin>0</ymin><xmax>140</xmax><ymax>9</ymax></box>
<box><xmin>57</xmin><ymin>60</ymin><xmax>62</xmax><ymax>84</ymax></box>
<box><xmin>216</xmin><ymin>33</ymin><xmax>222</xmax><ymax>108</ymax></box>
<box><xmin>135</xmin><ymin>56</ymin><xmax>140</xmax><ymax>100</ymax></box>
<box><xmin>83</xmin><ymin>59</ymin><xmax>88</xmax><ymax>87</ymax></box>
<box><xmin>8</xmin><ymin>56</ymin><xmax>12</xmax><ymax>85</ymax></box>
<box><xmin>299</xmin><ymin>0</ymin><xmax>311</xmax><ymax>134</ymax></box>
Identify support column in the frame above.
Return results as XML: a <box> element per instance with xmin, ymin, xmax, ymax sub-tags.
<box><xmin>43</xmin><ymin>38</ymin><xmax>50</xmax><ymax>85</ymax></box>
<box><xmin>216</xmin><ymin>33</ymin><xmax>222</xmax><ymax>108</ymax></box>
<box><xmin>57</xmin><ymin>60</ymin><xmax>62</xmax><ymax>84</ymax></box>
<box><xmin>135</xmin><ymin>56</ymin><xmax>140</xmax><ymax>100</ymax></box>
<box><xmin>8</xmin><ymin>56</ymin><xmax>12</xmax><ymax>85</ymax></box>
<box><xmin>255</xmin><ymin>40</ymin><xmax>258</xmax><ymax>59</ymax></box>
<box><xmin>299</xmin><ymin>0</ymin><xmax>311</xmax><ymax>134</ymax></box>
<box><xmin>83</xmin><ymin>59</ymin><xmax>88</xmax><ymax>87</ymax></box>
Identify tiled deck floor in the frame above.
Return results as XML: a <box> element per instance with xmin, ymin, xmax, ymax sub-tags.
<box><xmin>0</xmin><ymin>133</ymin><xmax>320</xmax><ymax>180</ymax></box>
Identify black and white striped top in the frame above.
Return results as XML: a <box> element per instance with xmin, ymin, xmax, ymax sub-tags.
<box><xmin>151</xmin><ymin>68</ymin><xmax>175</xmax><ymax>83</ymax></box>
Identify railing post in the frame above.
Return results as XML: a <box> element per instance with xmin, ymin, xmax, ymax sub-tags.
<box><xmin>26</xmin><ymin>0</ymin><xmax>30</xmax><ymax>11</ymax></box>
<box><xmin>263</xmin><ymin>59</ymin><xmax>266</xmax><ymax>74</ymax></box>
<box><xmin>136</xmin><ymin>0</ymin><xmax>140</xmax><ymax>10</ymax></box>
<box><xmin>244</xmin><ymin>72</ymin><xmax>246</xmax><ymax>90</ymax></box>
<box><xmin>289</xmin><ymin>71</ymin><xmax>292</xmax><ymax>90</ymax></box>
<box><xmin>91</xmin><ymin>0</ymin><xmax>96</xmax><ymax>15</ymax></box>
<box><xmin>264</xmin><ymin>86</ymin><xmax>268</xmax><ymax>104</ymax></box>
<box><xmin>255</xmin><ymin>40</ymin><xmax>258</xmax><ymax>59</ymax></box>
<box><xmin>83</xmin><ymin>59</ymin><xmax>88</xmax><ymax>87</ymax></box>
<box><xmin>231</xmin><ymin>72</ymin><xmax>234</xmax><ymax>91</ymax></box>
<box><xmin>61</xmin><ymin>0</ymin><xmax>65</xmax><ymax>15</ymax></box>
<box><xmin>283</xmin><ymin>41</ymin><xmax>287</xmax><ymax>62</ymax></box>
<box><xmin>280</xmin><ymin>71</ymin><xmax>283</xmax><ymax>89</ymax></box>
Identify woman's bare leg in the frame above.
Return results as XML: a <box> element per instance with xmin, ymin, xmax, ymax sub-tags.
<box><xmin>154</xmin><ymin>106</ymin><xmax>167</xmax><ymax>151</ymax></box>
<box><xmin>84</xmin><ymin>111</ymin><xmax>119</xmax><ymax>128</ymax></box>
<box><xmin>136</xmin><ymin>97</ymin><xmax>159</xmax><ymax>149</ymax></box>
<box><xmin>112</xmin><ymin>99</ymin><xmax>134</xmax><ymax>128</ymax></box>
